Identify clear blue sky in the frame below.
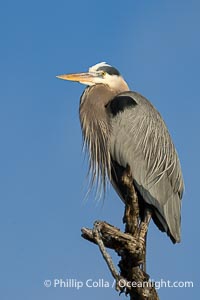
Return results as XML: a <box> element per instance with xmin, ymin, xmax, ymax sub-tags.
<box><xmin>0</xmin><ymin>0</ymin><xmax>199</xmax><ymax>299</ymax></box>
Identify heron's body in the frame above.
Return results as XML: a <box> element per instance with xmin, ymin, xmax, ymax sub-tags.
<box><xmin>57</xmin><ymin>62</ymin><xmax>184</xmax><ymax>243</ymax></box>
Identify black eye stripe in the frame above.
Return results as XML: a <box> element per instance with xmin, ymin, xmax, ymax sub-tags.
<box><xmin>97</xmin><ymin>66</ymin><xmax>120</xmax><ymax>76</ymax></box>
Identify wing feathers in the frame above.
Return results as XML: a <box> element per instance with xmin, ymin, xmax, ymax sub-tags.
<box><xmin>109</xmin><ymin>91</ymin><xmax>184</xmax><ymax>242</ymax></box>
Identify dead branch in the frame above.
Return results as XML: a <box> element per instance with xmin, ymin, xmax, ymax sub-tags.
<box><xmin>81</xmin><ymin>165</ymin><xmax>160</xmax><ymax>300</ymax></box>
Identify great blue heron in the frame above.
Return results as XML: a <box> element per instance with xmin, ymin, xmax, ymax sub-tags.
<box><xmin>57</xmin><ymin>62</ymin><xmax>184</xmax><ymax>243</ymax></box>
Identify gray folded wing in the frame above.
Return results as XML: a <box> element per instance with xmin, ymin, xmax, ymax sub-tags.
<box><xmin>109</xmin><ymin>91</ymin><xmax>184</xmax><ymax>242</ymax></box>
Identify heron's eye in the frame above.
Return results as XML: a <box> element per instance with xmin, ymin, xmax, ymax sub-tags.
<box><xmin>101</xmin><ymin>71</ymin><xmax>106</xmax><ymax>78</ymax></box>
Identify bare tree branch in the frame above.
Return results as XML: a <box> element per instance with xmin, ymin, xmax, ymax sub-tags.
<box><xmin>81</xmin><ymin>165</ymin><xmax>160</xmax><ymax>300</ymax></box>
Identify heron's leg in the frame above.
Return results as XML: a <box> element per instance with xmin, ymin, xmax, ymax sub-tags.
<box><xmin>139</xmin><ymin>208</ymin><xmax>152</xmax><ymax>272</ymax></box>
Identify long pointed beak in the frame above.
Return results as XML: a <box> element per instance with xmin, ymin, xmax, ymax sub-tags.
<box><xmin>56</xmin><ymin>72</ymin><xmax>96</xmax><ymax>83</ymax></box>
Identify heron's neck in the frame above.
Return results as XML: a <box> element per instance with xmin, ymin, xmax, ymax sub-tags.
<box><xmin>80</xmin><ymin>84</ymin><xmax>119</xmax><ymax>117</ymax></box>
<box><xmin>79</xmin><ymin>84</ymin><xmax>116</xmax><ymax>194</ymax></box>
<box><xmin>115</xmin><ymin>79</ymin><xmax>130</xmax><ymax>94</ymax></box>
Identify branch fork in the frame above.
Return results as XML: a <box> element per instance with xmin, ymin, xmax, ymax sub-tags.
<box><xmin>81</xmin><ymin>165</ymin><xmax>159</xmax><ymax>300</ymax></box>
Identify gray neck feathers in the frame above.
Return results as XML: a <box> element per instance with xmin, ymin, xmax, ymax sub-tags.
<box><xmin>79</xmin><ymin>84</ymin><xmax>116</xmax><ymax>196</ymax></box>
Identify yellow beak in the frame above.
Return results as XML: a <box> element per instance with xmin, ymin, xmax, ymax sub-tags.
<box><xmin>56</xmin><ymin>72</ymin><xmax>96</xmax><ymax>83</ymax></box>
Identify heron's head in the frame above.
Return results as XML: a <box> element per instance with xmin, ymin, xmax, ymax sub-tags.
<box><xmin>56</xmin><ymin>62</ymin><xmax>129</xmax><ymax>93</ymax></box>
